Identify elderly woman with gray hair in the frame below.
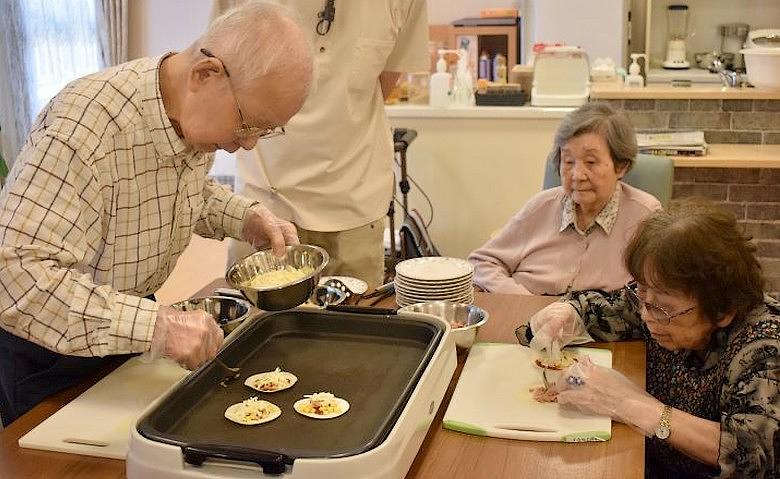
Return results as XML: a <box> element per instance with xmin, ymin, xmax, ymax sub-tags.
<box><xmin>519</xmin><ymin>200</ymin><xmax>779</xmax><ymax>477</ymax></box>
<box><xmin>468</xmin><ymin>102</ymin><xmax>661</xmax><ymax>296</ymax></box>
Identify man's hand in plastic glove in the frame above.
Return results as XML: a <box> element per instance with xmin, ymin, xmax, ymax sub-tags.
<box><xmin>150</xmin><ymin>306</ymin><xmax>224</xmax><ymax>370</ymax></box>
<box><xmin>556</xmin><ymin>356</ymin><xmax>664</xmax><ymax>436</ymax></box>
<box><xmin>528</xmin><ymin>302</ymin><xmax>586</xmax><ymax>355</ymax></box>
<box><xmin>242</xmin><ymin>205</ymin><xmax>299</xmax><ymax>257</ymax></box>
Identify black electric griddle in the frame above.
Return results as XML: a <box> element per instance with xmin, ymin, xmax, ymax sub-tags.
<box><xmin>136</xmin><ymin>308</ymin><xmax>443</xmax><ymax>472</ymax></box>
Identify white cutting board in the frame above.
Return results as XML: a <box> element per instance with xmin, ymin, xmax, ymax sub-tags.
<box><xmin>443</xmin><ymin>343</ymin><xmax>612</xmax><ymax>442</ymax></box>
<box><xmin>18</xmin><ymin>357</ymin><xmax>188</xmax><ymax>459</ymax></box>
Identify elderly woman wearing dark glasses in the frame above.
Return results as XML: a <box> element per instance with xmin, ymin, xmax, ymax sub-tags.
<box><xmin>517</xmin><ymin>199</ymin><xmax>779</xmax><ymax>478</ymax></box>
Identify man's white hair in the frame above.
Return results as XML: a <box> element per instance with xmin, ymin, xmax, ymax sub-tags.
<box><xmin>197</xmin><ymin>0</ymin><xmax>312</xmax><ymax>94</ymax></box>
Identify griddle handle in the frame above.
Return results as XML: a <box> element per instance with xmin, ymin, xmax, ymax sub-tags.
<box><xmin>182</xmin><ymin>444</ymin><xmax>290</xmax><ymax>475</ymax></box>
<box><xmin>326</xmin><ymin>304</ymin><xmax>398</xmax><ymax>315</ymax></box>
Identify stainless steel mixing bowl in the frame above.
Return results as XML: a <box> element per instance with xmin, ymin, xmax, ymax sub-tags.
<box><xmin>399</xmin><ymin>301</ymin><xmax>489</xmax><ymax>349</ymax></box>
<box><xmin>170</xmin><ymin>296</ymin><xmax>253</xmax><ymax>335</ymax></box>
<box><xmin>225</xmin><ymin>244</ymin><xmax>330</xmax><ymax>311</ymax></box>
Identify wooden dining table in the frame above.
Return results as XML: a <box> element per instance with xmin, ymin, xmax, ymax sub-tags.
<box><xmin>0</xmin><ymin>281</ymin><xmax>646</xmax><ymax>479</ymax></box>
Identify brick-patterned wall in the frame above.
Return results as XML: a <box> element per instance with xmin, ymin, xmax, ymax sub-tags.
<box><xmin>601</xmin><ymin>98</ymin><xmax>780</xmax><ymax>144</ymax></box>
<box><xmin>671</xmin><ymin>168</ymin><xmax>780</xmax><ymax>299</ymax></box>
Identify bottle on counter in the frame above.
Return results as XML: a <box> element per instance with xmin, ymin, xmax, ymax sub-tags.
<box><xmin>492</xmin><ymin>53</ymin><xmax>506</xmax><ymax>83</ymax></box>
<box><xmin>452</xmin><ymin>49</ymin><xmax>474</xmax><ymax>106</ymax></box>
<box><xmin>429</xmin><ymin>51</ymin><xmax>452</xmax><ymax>107</ymax></box>
<box><xmin>478</xmin><ymin>51</ymin><xmax>491</xmax><ymax>80</ymax></box>
<box><xmin>495</xmin><ymin>54</ymin><xmax>507</xmax><ymax>84</ymax></box>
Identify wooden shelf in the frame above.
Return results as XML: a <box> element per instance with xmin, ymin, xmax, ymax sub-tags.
<box><xmin>591</xmin><ymin>83</ymin><xmax>780</xmax><ymax>100</ymax></box>
<box><xmin>672</xmin><ymin>144</ymin><xmax>780</xmax><ymax>168</ymax></box>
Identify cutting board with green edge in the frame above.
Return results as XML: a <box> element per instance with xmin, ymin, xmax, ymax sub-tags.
<box><xmin>443</xmin><ymin>343</ymin><xmax>612</xmax><ymax>442</ymax></box>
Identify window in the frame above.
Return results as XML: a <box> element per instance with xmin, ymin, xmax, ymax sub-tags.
<box><xmin>21</xmin><ymin>0</ymin><xmax>102</xmax><ymax>118</ymax></box>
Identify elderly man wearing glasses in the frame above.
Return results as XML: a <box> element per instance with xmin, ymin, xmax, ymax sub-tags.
<box><xmin>517</xmin><ymin>199</ymin><xmax>779</xmax><ymax>478</ymax></box>
<box><xmin>0</xmin><ymin>1</ymin><xmax>312</xmax><ymax>425</ymax></box>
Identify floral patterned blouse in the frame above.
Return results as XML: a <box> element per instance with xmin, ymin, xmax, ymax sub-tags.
<box><xmin>520</xmin><ymin>291</ymin><xmax>780</xmax><ymax>478</ymax></box>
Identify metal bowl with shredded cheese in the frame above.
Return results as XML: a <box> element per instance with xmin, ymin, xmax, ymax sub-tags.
<box><xmin>226</xmin><ymin>244</ymin><xmax>329</xmax><ymax>311</ymax></box>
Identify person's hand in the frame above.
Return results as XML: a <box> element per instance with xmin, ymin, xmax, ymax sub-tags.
<box><xmin>528</xmin><ymin>302</ymin><xmax>583</xmax><ymax>355</ymax></box>
<box><xmin>242</xmin><ymin>205</ymin><xmax>299</xmax><ymax>257</ymax></box>
<box><xmin>149</xmin><ymin>306</ymin><xmax>224</xmax><ymax>370</ymax></box>
<box><xmin>555</xmin><ymin>356</ymin><xmax>663</xmax><ymax>436</ymax></box>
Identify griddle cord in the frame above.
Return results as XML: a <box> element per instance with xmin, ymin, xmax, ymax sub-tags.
<box><xmin>183</xmin><ymin>443</ymin><xmax>293</xmax><ymax>475</ymax></box>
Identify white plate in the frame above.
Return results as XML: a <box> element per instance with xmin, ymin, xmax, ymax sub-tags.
<box><xmin>318</xmin><ymin>276</ymin><xmax>369</xmax><ymax>295</ymax></box>
<box><xmin>224</xmin><ymin>398</ymin><xmax>282</xmax><ymax>425</ymax></box>
<box><xmin>395</xmin><ymin>282</ymin><xmax>474</xmax><ymax>295</ymax></box>
<box><xmin>396</xmin><ymin>293</ymin><xmax>474</xmax><ymax>308</ymax></box>
<box><xmin>395</xmin><ymin>273</ymin><xmax>473</xmax><ymax>286</ymax></box>
<box><xmin>293</xmin><ymin>397</ymin><xmax>350</xmax><ymax>419</ymax></box>
<box><xmin>244</xmin><ymin>369</ymin><xmax>298</xmax><ymax>393</ymax></box>
<box><xmin>395</xmin><ymin>257</ymin><xmax>473</xmax><ymax>282</ymax></box>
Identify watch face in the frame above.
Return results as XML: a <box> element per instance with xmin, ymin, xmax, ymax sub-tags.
<box><xmin>655</xmin><ymin>425</ymin><xmax>671</xmax><ymax>440</ymax></box>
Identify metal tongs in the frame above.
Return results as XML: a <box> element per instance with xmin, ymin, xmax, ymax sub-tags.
<box><xmin>214</xmin><ymin>358</ymin><xmax>241</xmax><ymax>387</ymax></box>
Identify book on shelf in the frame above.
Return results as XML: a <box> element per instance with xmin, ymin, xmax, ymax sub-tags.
<box><xmin>640</xmin><ymin>146</ymin><xmax>707</xmax><ymax>157</ymax></box>
<box><xmin>636</xmin><ymin>131</ymin><xmax>707</xmax><ymax>157</ymax></box>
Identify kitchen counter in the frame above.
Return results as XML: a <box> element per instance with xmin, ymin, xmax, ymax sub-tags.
<box><xmin>0</xmin><ymin>286</ymin><xmax>647</xmax><ymax>479</ymax></box>
<box><xmin>386</xmin><ymin>104</ymin><xmax>574</xmax><ymax>119</ymax></box>
<box><xmin>591</xmin><ymin>83</ymin><xmax>780</xmax><ymax>100</ymax></box>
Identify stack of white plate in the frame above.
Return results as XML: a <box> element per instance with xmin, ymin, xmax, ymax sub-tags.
<box><xmin>394</xmin><ymin>257</ymin><xmax>474</xmax><ymax>307</ymax></box>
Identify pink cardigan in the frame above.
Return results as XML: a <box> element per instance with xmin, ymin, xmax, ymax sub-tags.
<box><xmin>468</xmin><ymin>183</ymin><xmax>661</xmax><ymax>295</ymax></box>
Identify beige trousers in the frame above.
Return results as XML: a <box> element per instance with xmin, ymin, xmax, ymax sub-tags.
<box><xmin>227</xmin><ymin>218</ymin><xmax>385</xmax><ymax>291</ymax></box>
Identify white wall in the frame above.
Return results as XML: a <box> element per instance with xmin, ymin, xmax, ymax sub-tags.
<box><xmin>128</xmin><ymin>0</ymin><xmax>212</xmax><ymax>59</ymax></box>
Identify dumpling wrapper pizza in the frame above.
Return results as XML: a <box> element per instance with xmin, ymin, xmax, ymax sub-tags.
<box><xmin>244</xmin><ymin>367</ymin><xmax>298</xmax><ymax>393</ymax></box>
<box><xmin>224</xmin><ymin>397</ymin><xmax>282</xmax><ymax>425</ymax></box>
<box><xmin>293</xmin><ymin>392</ymin><xmax>350</xmax><ymax>419</ymax></box>
<box><xmin>533</xmin><ymin>350</ymin><xmax>579</xmax><ymax>371</ymax></box>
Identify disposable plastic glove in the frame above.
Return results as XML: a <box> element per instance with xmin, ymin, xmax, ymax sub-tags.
<box><xmin>242</xmin><ymin>205</ymin><xmax>299</xmax><ymax>257</ymax></box>
<box><xmin>555</xmin><ymin>356</ymin><xmax>664</xmax><ymax>437</ymax></box>
<box><xmin>149</xmin><ymin>306</ymin><xmax>224</xmax><ymax>370</ymax></box>
<box><xmin>528</xmin><ymin>302</ymin><xmax>590</xmax><ymax>356</ymax></box>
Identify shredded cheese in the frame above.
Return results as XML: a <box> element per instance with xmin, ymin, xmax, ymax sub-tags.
<box><xmin>242</xmin><ymin>265</ymin><xmax>314</xmax><ymax>288</ymax></box>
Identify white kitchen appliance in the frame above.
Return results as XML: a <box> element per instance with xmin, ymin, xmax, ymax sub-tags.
<box><xmin>663</xmin><ymin>4</ymin><xmax>691</xmax><ymax>69</ymax></box>
<box><xmin>531</xmin><ymin>46</ymin><xmax>590</xmax><ymax>107</ymax></box>
<box><xmin>126</xmin><ymin>309</ymin><xmax>457</xmax><ymax>479</ymax></box>
<box><xmin>740</xmin><ymin>29</ymin><xmax>780</xmax><ymax>89</ymax></box>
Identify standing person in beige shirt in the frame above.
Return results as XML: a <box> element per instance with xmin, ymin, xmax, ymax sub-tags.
<box><xmin>0</xmin><ymin>1</ymin><xmax>312</xmax><ymax>425</ymax></box>
<box><xmin>468</xmin><ymin>103</ymin><xmax>662</xmax><ymax>296</ymax></box>
<box><xmin>216</xmin><ymin>0</ymin><xmax>430</xmax><ymax>290</ymax></box>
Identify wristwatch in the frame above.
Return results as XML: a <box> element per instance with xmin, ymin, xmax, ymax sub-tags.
<box><xmin>655</xmin><ymin>405</ymin><xmax>672</xmax><ymax>440</ymax></box>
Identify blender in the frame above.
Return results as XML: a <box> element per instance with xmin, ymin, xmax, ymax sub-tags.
<box><xmin>662</xmin><ymin>4</ymin><xmax>691</xmax><ymax>69</ymax></box>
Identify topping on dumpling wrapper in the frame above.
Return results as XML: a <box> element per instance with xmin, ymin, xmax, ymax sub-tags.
<box><xmin>224</xmin><ymin>396</ymin><xmax>282</xmax><ymax>425</ymax></box>
<box><xmin>245</xmin><ymin>367</ymin><xmax>298</xmax><ymax>393</ymax></box>
<box><xmin>293</xmin><ymin>392</ymin><xmax>350</xmax><ymax>419</ymax></box>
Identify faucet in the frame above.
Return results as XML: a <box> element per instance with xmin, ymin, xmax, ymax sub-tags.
<box><xmin>711</xmin><ymin>58</ymin><xmax>742</xmax><ymax>88</ymax></box>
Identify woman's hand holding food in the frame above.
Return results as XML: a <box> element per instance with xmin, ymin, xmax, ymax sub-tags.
<box><xmin>242</xmin><ymin>204</ymin><xmax>299</xmax><ymax>257</ymax></box>
<box><xmin>150</xmin><ymin>306</ymin><xmax>224</xmax><ymax>370</ymax></box>
<box><xmin>555</xmin><ymin>356</ymin><xmax>664</xmax><ymax>436</ymax></box>
<box><xmin>528</xmin><ymin>302</ymin><xmax>584</xmax><ymax>356</ymax></box>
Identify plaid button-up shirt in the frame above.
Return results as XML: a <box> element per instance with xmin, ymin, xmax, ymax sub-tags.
<box><xmin>0</xmin><ymin>54</ymin><xmax>256</xmax><ymax>356</ymax></box>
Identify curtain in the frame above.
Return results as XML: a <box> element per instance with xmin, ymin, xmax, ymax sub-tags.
<box><xmin>0</xmin><ymin>0</ymin><xmax>33</xmax><ymax>170</ymax></box>
<box><xmin>95</xmin><ymin>0</ymin><xmax>128</xmax><ymax>67</ymax></box>
<box><xmin>0</xmin><ymin>0</ymin><xmax>102</xmax><ymax>168</ymax></box>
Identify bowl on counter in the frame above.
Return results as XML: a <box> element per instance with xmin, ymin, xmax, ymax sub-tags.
<box><xmin>398</xmin><ymin>301</ymin><xmax>489</xmax><ymax>350</ymax></box>
<box><xmin>226</xmin><ymin>244</ymin><xmax>330</xmax><ymax>311</ymax></box>
<box><xmin>170</xmin><ymin>296</ymin><xmax>253</xmax><ymax>335</ymax></box>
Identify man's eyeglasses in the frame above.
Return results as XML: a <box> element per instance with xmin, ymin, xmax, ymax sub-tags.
<box><xmin>200</xmin><ymin>48</ymin><xmax>285</xmax><ymax>140</ymax></box>
<box><xmin>625</xmin><ymin>281</ymin><xmax>696</xmax><ymax>325</ymax></box>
